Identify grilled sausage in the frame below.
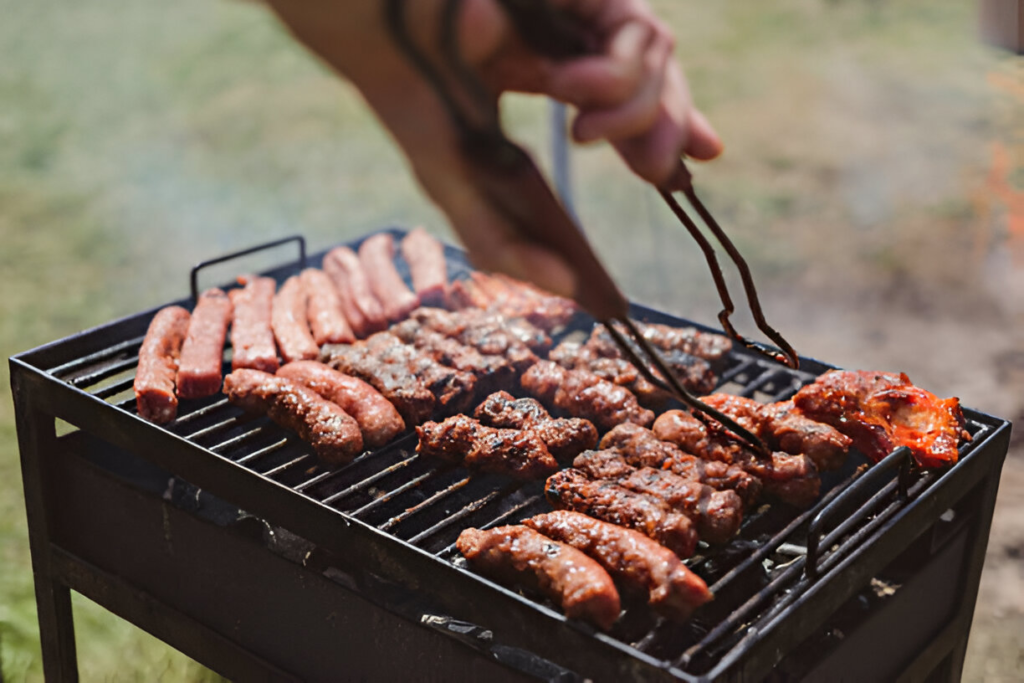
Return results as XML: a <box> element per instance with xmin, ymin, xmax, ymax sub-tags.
<box><xmin>322</xmin><ymin>246</ymin><xmax>388</xmax><ymax>337</ymax></box>
<box><xmin>358</xmin><ymin>233</ymin><xmax>418</xmax><ymax>322</ymax></box>
<box><xmin>224</xmin><ymin>369</ymin><xmax>363</xmax><ymax>465</ymax></box>
<box><xmin>599</xmin><ymin>423</ymin><xmax>762</xmax><ymax>508</ymax></box>
<box><xmin>135</xmin><ymin>306</ymin><xmax>191</xmax><ymax>423</ymax></box>
<box><xmin>272</xmin><ymin>275</ymin><xmax>319</xmax><ymax>364</ymax></box>
<box><xmin>521</xmin><ymin>361</ymin><xmax>654</xmax><ymax>430</ymax></box>
<box><xmin>177</xmin><ymin>288</ymin><xmax>232</xmax><ymax>399</ymax></box>
<box><xmin>301</xmin><ymin>268</ymin><xmax>355</xmax><ymax>346</ymax></box>
<box><xmin>277</xmin><ymin>361</ymin><xmax>405</xmax><ymax>448</ymax></box>
<box><xmin>524</xmin><ymin>511</ymin><xmax>712</xmax><ymax>621</ymax></box>
<box><xmin>474</xmin><ymin>390</ymin><xmax>598</xmax><ymax>461</ymax></box>
<box><xmin>573</xmin><ymin>450</ymin><xmax>743</xmax><ymax>544</ymax></box>
<box><xmin>545</xmin><ymin>469</ymin><xmax>698</xmax><ymax>558</ymax></box>
<box><xmin>416</xmin><ymin>415</ymin><xmax>558</xmax><ymax>480</ymax></box>
<box><xmin>456</xmin><ymin>525</ymin><xmax>621</xmax><ymax>631</ymax></box>
<box><xmin>400</xmin><ymin>227</ymin><xmax>448</xmax><ymax>307</ymax></box>
<box><xmin>229</xmin><ymin>276</ymin><xmax>279</xmax><ymax>373</ymax></box>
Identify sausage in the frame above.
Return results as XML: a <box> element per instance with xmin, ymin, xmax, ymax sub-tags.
<box><xmin>224</xmin><ymin>369</ymin><xmax>363</xmax><ymax>465</ymax></box>
<box><xmin>301</xmin><ymin>268</ymin><xmax>355</xmax><ymax>345</ymax></box>
<box><xmin>177</xmin><ymin>288</ymin><xmax>232</xmax><ymax>399</ymax></box>
<box><xmin>524</xmin><ymin>511</ymin><xmax>712</xmax><ymax>621</ymax></box>
<box><xmin>416</xmin><ymin>415</ymin><xmax>558</xmax><ymax>480</ymax></box>
<box><xmin>457</xmin><ymin>525</ymin><xmax>621</xmax><ymax>631</ymax></box>
<box><xmin>322</xmin><ymin>246</ymin><xmax>388</xmax><ymax>337</ymax></box>
<box><xmin>400</xmin><ymin>227</ymin><xmax>448</xmax><ymax>306</ymax></box>
<box><xmin>229</xmin><ymin>276</ymin><xmax>279</xmax><ymax>373</ymax></box>
<box><xmin>272</xmin><ymin>275</ymin><xmax>319</xmax><ymax>364</ymax></box>
<box><xmin>521</xmin><ymin>361</ymin><xmax>655</xmax><ymax>430</ymax></box>
<box><xmin>277</xmin><ymin>361</ymin><xmax>405</xmax><ymax>448</ymax></box>
<box><xmin>358</xmin><ymin>233</ymin><xmax>418</xmax><ymax>322</ymax></box>
<box><xmin>135</xmin><ymin>306</ymin><xmax>191</xmax><ymax>423</ymax></box>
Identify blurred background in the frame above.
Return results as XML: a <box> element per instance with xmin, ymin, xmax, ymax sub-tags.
<box><xmin>1</xmin><ymin>0</ymin><xmax>1021</xmax><ymax>679</ymax></box>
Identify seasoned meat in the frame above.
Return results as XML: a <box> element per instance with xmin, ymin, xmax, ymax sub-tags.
<box><xmin>301</xmin><ymin>268</ymin><xmax>355</xmax><ymax>346</ymax></box>
<box><xmin>599</xmin><ymin>423</ymin><xmax>761</xmax><ymax>507</ymax></box>
<box><xmin>229</xmin><ymin>276</ymin><xmax>279</xmax><ymax>373</ymax></box>
<box><xmin>358</xmin><ymin>233</ymin><xmax>418</xmax><ymax>322</ymax></box>
<box><xmin>410</xmin><ymin>307</ymin><xmax>544</xmax><ymax>371</ymax></box>
<box><xmin>363</xmin><ymin>332</ymin><xmax>477</xmax><ymax>413</ymax></box>
<box><xmin>400</xmin><ymin>228</ymin><xmax>448</xmax><ymax>307</ymax></box>
<box><xmin>549</xmin><ymin>339</ymin><xmax>676</xmax><ymax>406</ymax></box>
<box><xmin>524</xmin><ymin>511</ymin><xmax>712</xmax><ymax>621</ymax></box>
<box><xmin>135</xmin><ymin>306</ymin><xmax>191</xmax><ymax>423</ymax></box>
<box><xmin>572</xmin><ymin>450</ymin><xmax>743</xmax><ymax>544</ymax></box>
<box><xmin>322</xmin><ymin>246</ymin><xmax>387</xmax><ymax>337</ymax></box>
<box><xmin>587</xmin><ymin>322</ymin><xmax>732</xmax><ymax>365</ymax></box>
<box><xmin>272</xmin><ymin>276</ymin><xmax>319</xmax><ymax>364</ymax></box>
<box><xmin>653</xmin><ymin>410</ymin><xmax>820</xmax><ymax>509</ymax></box>
<box><xmin>224</xmin><ymin>369</ymin><xmax>363</xmax><ymax>465</ymax></box>
<box><xmin>701</xmin><ymin>394</ymin><xmax>851</xmax><ymax>472</ymax></box>
<box><xmin>545</xmin><ymin>469</ymin><xmax>698</xmax><ymax>558</ymax></box>
<box><xmin>474</xmin><ymin>391</ymin><xmax>598</xmax><ymax>461</ymax></box>
<box><xmin>177</xmin><ymin>288</ymin><xmax>233</xmax><ymax>399</ymax></box>
<box><xmin>457</xmin><ymin>525</ymin><xmax>621</xmax><ymax>631</ymax></box>
<box><xmin>454</xmin><ymin>271</ymin><xmax>576</xmax><ymax>331</ymax></box>
<box><xmin>321</xmin><ymin>343</ymin><xmax>435</xmax><ymax>425</ymax></box>
<box><xmin>793</xmin><ymin>370</ymin><xmax>970</xmax><ymax>469</ymax></box>
<box><xmin>521</xmin><ymin>361</ymin><xmax>654</xmax><ymax>430</ymax></box>
<box><xmin>277</xmin><ymin>361</ymin><xmax>405</xmax><ymax>448</ymax></box>
<box><xmin>417</xmin><ymin>415</ymin><xmax>558</xmax><ymax>480</ymax></box>
<box><xmin>391</xmin><ymin>320</ymin><xmax>515</xmax><ymax>394</ymax></box>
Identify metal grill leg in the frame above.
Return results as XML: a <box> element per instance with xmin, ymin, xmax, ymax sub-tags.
<box><xmin>11</xmin><ymin>377</ymin><xmax>80</xmax><ymax>682</ymax></box>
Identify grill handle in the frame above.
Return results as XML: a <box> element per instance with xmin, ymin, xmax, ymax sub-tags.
<box><xmin>805</xmin><ymin>446</ymin><xmax>913</xmax><ymax>580</ymax></box>
<box><xmin>190</xmin><ymin>234</ymin><xmax>307</xmax><ymax>303</ymax></box>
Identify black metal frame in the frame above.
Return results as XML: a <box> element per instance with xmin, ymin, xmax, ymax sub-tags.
<box><xmin>11</xmin><ymin>230</ymin><xmax>1011</xmax><ymax>682</ymax></box>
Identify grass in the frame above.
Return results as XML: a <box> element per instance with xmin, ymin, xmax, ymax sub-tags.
<box><xmin>2</xmin><ymin>0</ymin><xmax>1020</xmax><ymax>680</ymax></box>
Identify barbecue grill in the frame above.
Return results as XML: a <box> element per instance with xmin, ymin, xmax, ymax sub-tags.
<box><xmin>11</xmin><ymin>230</ymin><xmax>1011</xmax><ymax>682</ymax></box>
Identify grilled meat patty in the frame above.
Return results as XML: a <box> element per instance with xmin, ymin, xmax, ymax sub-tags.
<box><xmin>416</xmin><ymin>415</ymin><xmax>558</xmax><ymax>480</ymax></box>
<box><xmin>229</xmin><ymin>276</ymin><xmax>279</xmax><ymax>374</ymax></box>
<box><xmin>573</xmin><ymin>449</ymin><xmax>743</xmax><ymax>544</ymax></box>
<box><xmin>224</xmin><ymin>369</ymin><xmax>363</xmax><ymax>465</ymax></box>
<box><xmin>599</xmin><ymin>423</ymin><xmax>762</xmax><ymax>508</ymax></box>
<box><xmin>363</xmin><ymin>332</ymin><xmax>477</xmax><ymax>413</ymax></box>
<box><xmin>457</xmin><ymin>525</ymin><xmax>621</xmax><ymax>631</ymax></box>
<box><xmin>524</xmin><ymin>511</ymin><xmax>712</xmax><ymax>621</ymax></box>
<box><xmin>546</xmin><ymin>469</ymin><xmax>698</xmax><ymax>558</ymax></box>
<box><xmin>135</xmin><ymin>306</ymin><xmax>191</xmax><ymax>423</ymax></box>
<box><xmin>391</xmin><ymin>320</ymin><xmax>515</xmax><ymax>394</ymax></box>
<box><xmin>653</xmin><ymin>410</ymin><xmax>821</xmax><ymax>509</ymax></box>
<box><xmin>473</xmin><ymin>391</ymin><xmax>598</xmax><ymax>461</ymax></box>
<box><xmin>410</xmin><ymin>307</ymin><xmax>543</xmax><ymax>372</ymax></box>
<box><xmin>277</xmin><ymin>361</ymin><xmax>405</xmax><ymax>448</ymax></box>
<box><xmin>521</xmin><ymin>361</ymin><xmax>654</xmax><ymax>430</ymax></box>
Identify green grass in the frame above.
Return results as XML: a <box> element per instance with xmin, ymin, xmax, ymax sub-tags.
<box><xmin>1</xmin><ymin>0</ymin><xmax>1017</xmax><ymax>679</ymax></box>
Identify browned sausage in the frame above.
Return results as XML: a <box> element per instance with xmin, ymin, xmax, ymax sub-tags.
<box><xmin>359</xmin><ymin>233</ymin><xmax>418</xmax><ymax>322</ymax></box>
<box><xmin>229</xmin><ymin>276</ymin><xmax>279</xmax><ymax>373</ymax></box>
<box><xmin>400</xmin><ymin>227</ymin><xmax>448</xmax><ymax>306</ymax></box>
<box><xmin>322</xmin><ymin>246</ymin><xmax>388</xmax><ymax>337</ymax></box>
<box><xmin>177</xmin><ymin>288</ymin><xmax>232</xmax><ymax>399</ymax></box>
<box><xmin>301</xmin><ymin>268</ymin><xmax>355</xmax><ymax>345</ymax></box>
<box><xmin>135</xmin><ymin>306</ymin><xmax>191</xmax><ymax>423</ymax></box>
<box><xmin>224</xmin><ymin>369</ymin><xmax>363</xmax><ymax>465</ymax></box>
<box><xmin>277</xmin><ymin>361</ymin><xmax>405</xmax><ymax>448</ymax></box>
<box><xmin>457</xmin><ymin>525</ymin><xmax>621</xmax><ymax>631</ymax></box>
<box><xmin>524</xmin><ymin>511</ymin><xmax>712</xmax><ymax>621</ymax></box>
<box><xmin>272</xmin><ymin>275</ymin><xmax>319</xmax><ymax>364</ymax></box>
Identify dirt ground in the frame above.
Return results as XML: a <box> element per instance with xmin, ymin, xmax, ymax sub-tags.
<box><xmin>1</xmin><ymin>0</ymin><xmax>1022</xmax><ymax>680</ymax></box>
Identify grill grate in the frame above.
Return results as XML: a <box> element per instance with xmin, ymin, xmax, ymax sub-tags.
<box><xmin>28</xmin><ymin>232</ymin><xmax>1000</xmax><ymax>680</ymax></box>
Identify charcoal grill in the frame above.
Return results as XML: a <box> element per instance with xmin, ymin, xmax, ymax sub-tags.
<box><xmin>11</xmin><ymin>230</ymin><xmax>1011</xmax><ymax>682</ymax></box>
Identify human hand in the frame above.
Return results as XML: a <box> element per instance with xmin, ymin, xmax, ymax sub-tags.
<box><xmin>264</xmin><ymin>0</ymin><xmax>722</xmax><ymax>298</ymax></box>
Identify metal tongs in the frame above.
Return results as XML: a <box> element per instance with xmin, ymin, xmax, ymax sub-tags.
<box><xmin>386</xmin><ymin>0</ymin><xmax>800</xmax><ymax>455</ymax></box>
